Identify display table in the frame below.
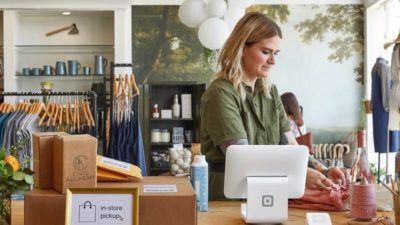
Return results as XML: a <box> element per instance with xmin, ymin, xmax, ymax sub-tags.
<box><xmin>11</xmin><ymin>200</ymin><xmax>395</xmax><ymax>225</ymax></box>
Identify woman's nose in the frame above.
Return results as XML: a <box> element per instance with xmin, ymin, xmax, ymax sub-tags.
<box><xmin>267</xmin><ymin>55</ymin><xmax>275</xmax><ymax>65</ymax></box>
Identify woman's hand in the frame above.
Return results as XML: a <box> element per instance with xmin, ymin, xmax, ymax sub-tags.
<box><xmin>306</xmin><ymin>168</ymin><xmax>335</xmax><ymax>191</ymax></box>
<box><xmin>325</xmin><ymin>166</ymin><xmax>350</xmax><ymax>185</ymax></box>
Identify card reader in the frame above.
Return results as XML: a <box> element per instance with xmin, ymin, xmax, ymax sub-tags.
<box><xmin>306</xmin><ymin>212</ymin><xmax>332</xmax><ymax>225</ymax></box>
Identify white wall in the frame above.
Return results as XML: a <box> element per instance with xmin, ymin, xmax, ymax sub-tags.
<box><xmin>0</xmin><ymin>0</ymin><xmax>132</xmax><ymax>91</ymax></box>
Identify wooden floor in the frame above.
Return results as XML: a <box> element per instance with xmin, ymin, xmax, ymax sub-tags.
<box><xmin>12</xmin><ymin>200</ymin><xmax>396</xmax><ymax>225</ymax></box>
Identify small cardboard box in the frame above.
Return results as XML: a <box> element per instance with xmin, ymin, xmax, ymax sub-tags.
<box><xmin>24</xmin><ymin>189</ymin><xmax>66</xmax><ymax>225</ymax></box>
<box><xmin>53</xmin><ymin>134</ymin><xmax>97</xmax><ymax>194</ymax></box>
<box><xmin>24</xmin><ymin>177</ymin><xmax>196</xmax><ymax>225</ymax></box>
<box><xmin>32</xmin><ymin>132</ymin><xmax>69</xmax><ymax>189</ymax></box>
<box><xmin>99</xmin><ymin>176</ymin><xmax>197</xmax><ymax>225</ymax></box>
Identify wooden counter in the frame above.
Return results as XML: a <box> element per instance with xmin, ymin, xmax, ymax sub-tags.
<box><xmin>12</xmin><ymin>200</ymin><xmax>395</xmax><ymax>225</ymax></box>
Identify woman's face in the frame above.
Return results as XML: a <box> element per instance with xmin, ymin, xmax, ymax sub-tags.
<box><xmin>242</xmin><ymin>35</ymin><xmax>281</xmax><ymax>80</ymax></box>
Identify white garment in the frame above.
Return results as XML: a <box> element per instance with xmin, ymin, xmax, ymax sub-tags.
<box><xmin>388</xmin><ymin>44</ymin><xmax>400</xmax><ymax>130</ymax></box>
<box><xmin>288</xmin><ymin>118</ymin><xmax>307</xmax><ymax>138</ymax></box>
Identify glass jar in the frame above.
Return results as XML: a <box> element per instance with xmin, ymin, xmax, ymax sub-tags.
<box><xmin>151</xmin><ymin>129</ymin><xmax>161</xmax><ymax>143</ymax></box>
<box><xmin>161</xmin><ymin>129</ymin><xmax>170</xmax><ymax>143</ymax></box>
<box><xmin>169</xmin><ymin>148</ymin><xmax>192</xmax><ymax>175</ymax></box>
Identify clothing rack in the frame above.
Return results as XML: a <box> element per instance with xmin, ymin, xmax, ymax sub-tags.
<box><xmin>0</xmin><ymin>91</ymin><xmax>98</xmax><ymax>137</ymax></box>
<box><xmin>103</xmin><ymin>63</ymin><xmax>137</xmax><ymax>154</ymax></box>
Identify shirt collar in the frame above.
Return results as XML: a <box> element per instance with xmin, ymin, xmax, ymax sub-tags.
<box><xmin>242</xmin><ymin>79</ymin><xmax>264</xmax><ymax>94</ymax></box>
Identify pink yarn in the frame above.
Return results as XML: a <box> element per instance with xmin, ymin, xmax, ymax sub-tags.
<box><xmin>350</xmin><ymin>184</ymin><xmax>376</xmax><ymax>219</ymax></box>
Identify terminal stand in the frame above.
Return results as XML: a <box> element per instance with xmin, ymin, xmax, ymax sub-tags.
<box><xmin>241</xmin><ymin>176</ymin><xmax>289</xmax><ymax>224</ymax></box>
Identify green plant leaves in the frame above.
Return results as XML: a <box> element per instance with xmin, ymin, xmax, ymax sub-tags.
<box><xmin>12</xmin><ymin>171</ymin><xmax>26</xmax><ymax>181</ymax></box>
<box><xmin>0</xmin><ymin>149</ymin><xmax>5</xmax><ymax>161</ymax></box>
<box><xmin>24</xmin><ymin>175</ymin><xmax>33</xmax><ymax>185</ymax></box>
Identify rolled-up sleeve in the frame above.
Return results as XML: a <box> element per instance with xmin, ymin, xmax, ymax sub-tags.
<box><xmin>201</xmin><ymin>86</ymin><xmax>247</xmax><ymax>146</ymax></box>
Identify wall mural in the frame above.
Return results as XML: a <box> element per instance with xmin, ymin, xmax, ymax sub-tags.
<box><xmin>132</xmin><ymin>4</ymin><xmax>364</xmax><ymax>142</ymax></box>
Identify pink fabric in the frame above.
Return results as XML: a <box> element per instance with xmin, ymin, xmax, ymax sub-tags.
<box><xmin>289</xmin><ymin>184</ymin><xmax>349</xmax><ymax>211</ymax></box>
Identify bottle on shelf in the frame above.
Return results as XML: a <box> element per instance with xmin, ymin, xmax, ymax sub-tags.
<box><xmin>152</xmin><ymin>104</ymin><xmax>160</xmax><ymax>118</ymax></box>
<box><xmin>191</xmin><ymin>155</ymin><xmax>208</xmax><ymax>212</ymax></box>
<box><xmin>172</xmin><ymin>94</ymin><xmax>181</xmax><ymax>118</ymax></box>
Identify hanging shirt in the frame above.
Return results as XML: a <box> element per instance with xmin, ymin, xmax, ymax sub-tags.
<box><xmin>371</xmin><ymin>57</ymin><xmax>391</xmax><ymax>153</ymax></box>
<box><xmin>389</xmin><ymin>44</ymin><xmax>400</xmax><ymax>151</ymax></box>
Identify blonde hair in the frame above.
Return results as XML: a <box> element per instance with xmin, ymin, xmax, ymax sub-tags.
<box><xmin>213</xmin><ymin>12</ymin><xmax>282</xmax><ymax>99</ymax></box>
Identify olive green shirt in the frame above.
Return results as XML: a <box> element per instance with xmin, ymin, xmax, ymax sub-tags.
<box><xmin>200</xmin><ymin>79</ymin><xmax>291</xmax><ymax>163</ymax></box>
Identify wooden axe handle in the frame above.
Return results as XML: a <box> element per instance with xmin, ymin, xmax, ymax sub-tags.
<box><xmin>46</xmin><ymin>24</ymin><xmax>74</xmax><ymax>37</ymax></box>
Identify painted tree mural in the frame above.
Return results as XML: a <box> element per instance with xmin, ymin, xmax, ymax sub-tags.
<box><xmin>293</xmin><ymin>5</ymin><xmax>364</xmax><ymax>84</ymax></box>
<box><xmin>132</xmin><ymin>6</ymin><xmax>213</xmax><ymax>83</ymax></box>
<box><xmin>132</xmin><ymin>5</ymin><xmax>363</xmax><ymax>85</ymax></box>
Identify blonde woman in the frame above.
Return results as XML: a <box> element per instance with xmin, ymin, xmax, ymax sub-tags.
<box><xmin>200</xmin><ymin>12</ymin><xmax>347</xmax><ymax>200</ymax></box>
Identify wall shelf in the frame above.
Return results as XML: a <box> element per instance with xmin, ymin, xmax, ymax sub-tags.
<box><xmin>15</xmin><ymin>75</ymin><xmax>104</xmax><ymax>81</ymax></box>
<box><xmin>150</xmin><ymin>118</ymin><xmax>193</xmax><ymax>121</ymax></box>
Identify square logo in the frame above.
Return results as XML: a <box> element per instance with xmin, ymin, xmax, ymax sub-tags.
<box><xmin>262</xmin><ymin>195</ymin><xmax>273</xmax><ymax>207</ymax></box>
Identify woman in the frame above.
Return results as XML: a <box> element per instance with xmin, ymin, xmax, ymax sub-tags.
<box><xmin>281</xmin><ymin>92</ymin><xmax>306</xmax><ymax>138</ymax></box>
<box><xmin>200</xmin><ymin>12</ymin><xmax>347</xmax><ymax>200</ymax></box>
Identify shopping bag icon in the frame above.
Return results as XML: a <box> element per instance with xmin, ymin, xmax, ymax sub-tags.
<box><xmin>79</xmin><ymin>201</ymin><xmax>96</xmax><ymax>222</ymax></box>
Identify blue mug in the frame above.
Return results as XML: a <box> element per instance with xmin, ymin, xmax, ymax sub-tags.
<box><xmin>83</xmin><ymin>66</ymin><xmax>91</xmax><ymax>76</ymax></box>
<box><xmin>22</xmin><ymin>67</ymin><xmax>31</xmax><ymax>76</ymax></box>
<box><xmin>31</xmin><ymin>68</ymin><xmax>42</xmax><ymax>76</ymax></box>
<box><xmin>94</xmin><ymin>55</ymin><xmax>108</xmax><ymax>75</ymax></box>
<box><xmin>55</xmin><ymin>61</ymin><xmax>66</xmax><ymax>75</ymax></box>
<box><xmin>68</xmin><ymin>60</ymin><xmax>81</xmax><ymax>75</ymax></box>
<box><xmin>43</xmin><ymin>65</ymin><xmax>54</xmax><ymax>76</ymax></box>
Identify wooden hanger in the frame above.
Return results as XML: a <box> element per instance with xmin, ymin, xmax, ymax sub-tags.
<box><xmin>131</xmin><ymin>73</ymin><xmax>140</xmax><ymax>97</ymax></box>
<box><xmin>383</xmin><ymin>33</ymin><xmax>400</xmax><ymax>49</ymax></box>
<box><xmin>65</xmin><ymin>98</ymin><xmax>70</xmax><ymax>126</ymax></box>
<box><xmin>76</xmin><ymin>98</ymin><xmax>80</xmax><ymax>132</ymax></box>
<box><xmin>0</xmin><ymin>103</ymin><xmax>5</xmax><ymax>112</ymax></box>
<box><xmin>86</xmin><ymin>100</ymin><xmax>95</xmax><ymax>127</ymax></box>
<box><xmin>47</xmin><ymin>102</ymin><xmax>56</xmax><ymax>127</ymax></box>
<box><xmin>81</xmin><ymin>98</ymin><xmax>90</xmax><ymax>127</ymax></box>
<box><xmin>39</xmin><ymin>103</ymin><xmax>51</xmax><ymax>126</ymax></box>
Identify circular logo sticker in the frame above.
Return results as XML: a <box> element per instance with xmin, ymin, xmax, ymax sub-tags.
<box><xmin>73</xmin><ymin>155</ymin><xmax>88</xmax><ymax>171</ymax></box>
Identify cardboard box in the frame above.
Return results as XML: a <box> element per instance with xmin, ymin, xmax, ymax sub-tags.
<box><xmin>99</xmin><ymin>176</ymin><xmax>197</xmax><ymax>225</ymax></box>
<box><xmin>32</xmin><ymin>132</ymin><xmax>69</xmax><ymax>189</ymax></box>
<box><xmin>24</xmin><ymin>177</ymin><xmax>196</xmax><ymax>225</ymax></box>
<box><xmin>24</xmin><ymin>189</ymin><xmax>66</xmax><ymax>225</ymax></box>
<box><xmin>53</xmin><ymin>134</ymin><xmax>97</xmax><ymax>194</ymax></box>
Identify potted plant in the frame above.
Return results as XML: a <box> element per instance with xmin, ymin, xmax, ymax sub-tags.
<box><xmin>0</xmin><ymin>139</ymin><xmax>33</xmax><ymax>225</ymax></box>
<box><xmin>363</xmin><ymin>99</ymin><xmax>372</xmax><ymax>114</ymax></box>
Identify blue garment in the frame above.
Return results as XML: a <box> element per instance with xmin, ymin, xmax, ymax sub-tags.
<box><xmin>371</xmin><ymin>58</ymin><xmax>393</xmax><ymax>152</ymax></box>
<box><xmin>132</xmin><ymin>113</ymin><xmax>147</xmax><ymax>175</ymax></box>
<box><xmin>107</xmin><ymin>110</ymin><xmax>147</xmax><ymax>175</ymax></box>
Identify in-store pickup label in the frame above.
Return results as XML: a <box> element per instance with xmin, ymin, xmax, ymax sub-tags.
<box><xmin>143</xmin><ymin>184</ymin><xmax>177</xmax><ymax>193</ymax></box>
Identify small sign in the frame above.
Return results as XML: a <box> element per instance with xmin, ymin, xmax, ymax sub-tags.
<box><xmin>66</xmin><ymin>188</ymin><xmax>139</xmax><ymax>225</ymax></box>
<box><xmin>143</xmin><ymin>184</ymin><xmax>177</xmax><ymax>193</ymax></box>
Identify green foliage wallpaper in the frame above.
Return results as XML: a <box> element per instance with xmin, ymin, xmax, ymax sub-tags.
<box><xmin>132</xmin><ymin>6</ymin><xmax>214</xmax><ymax>84</ymax></box>
<box><xmin>132</xmin><ymin>4</ymin><xmax>363</xmax><ymax>85</ymax></box>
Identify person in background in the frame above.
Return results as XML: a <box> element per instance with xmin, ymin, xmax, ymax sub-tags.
<box><xmin>280</xmin><ymin>92</ymin><xmax>306</xmax><ymax>138</ymax></box>
<box><xmin>200</xmin><ymin>12</ymin><xmax>348</xmax><ymax>200</ymax></box>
